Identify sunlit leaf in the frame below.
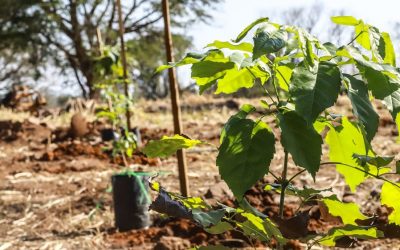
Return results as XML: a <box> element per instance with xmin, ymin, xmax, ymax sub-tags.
<box><xmin>215</xmin><ymin>66</ymin><xmax>268</xmax><ymax>94</ymax></box>
<box><xmin>206</xmin><ymin>40</ymin><xmax>253</xmax><ymax>52</ymax></box>
<box><xmin>234</xmin><ymin>17</ymin><xmax>269</xmax><ymax>43</ymax></box>
<box><xmin>355</xmin><ymin>21</ymin><xmax>371</xmax><ymax>50</ymax></box>
<box><xmin>325</xmin><ymin>117</ymin><xmax>375</xmax><ymax>191</ymax></box>
<box><xmin>322</xmin><ymin>196</ymin><xmax>368</xmax><ymax>225</ymax></box>
<box><xmin>275</xmin><ymin>65</ymin><xmax>292</xmax><ymax>91</ymax></box>
<box><xmin>319</xmin><ymin>225</ymin><xmax>382</xmax><ymax>247</ymax></box>
<box><xmin>143</xmin><ymin>135</ymin><xmax>202</xmax><ymax>158</ymax></box>
<box><xmin>331</xmin><ymin>16</ymin><xmax>360</xmax><ymax>26</ymax></box>
<box><xmin>381</xmin><ymin>182</ymin><xmax>400</xmax><ymax>225</ymax></box>
<box><xmin>380</xmin><ymin>32</ymin><xmax>396</xmax><ymax>66</ymax></box>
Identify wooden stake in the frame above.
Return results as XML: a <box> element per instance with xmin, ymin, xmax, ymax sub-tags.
<box><xmin>116</xmin><ymin>0</ymin><xmax>132</xmax><ymax>130</ymax></box>
<box><xmin>161</xmin><ymin>0</ymin><xmax>190</xmax><ymax>196</ymax></box>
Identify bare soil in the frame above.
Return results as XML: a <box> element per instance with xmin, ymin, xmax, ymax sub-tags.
<box><xmin>0</xmin><ymin>95</ymin><xmax>399</xmax><ymax>249</ymax></box>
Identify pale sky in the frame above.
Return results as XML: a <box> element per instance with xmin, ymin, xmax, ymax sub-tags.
<box><xmin>188</xmin><ymin>0</ymin><xmax>400</xmax><ymax>49</ymax></box>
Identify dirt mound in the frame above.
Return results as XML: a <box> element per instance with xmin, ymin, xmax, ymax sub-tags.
<box><xmin>0</xmin><ymin>119</ymin><xmax>51</xmax><ymax>143</ymax></box>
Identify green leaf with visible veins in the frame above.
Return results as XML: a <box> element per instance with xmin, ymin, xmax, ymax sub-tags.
<box><xmin>143</xmin><ymin>135</ymin><xmax>202</xmax><ymax>158</ymax></box>
<box><xmin>322</xmin><ymin>196</ymin><xmax>368</xmax><ymax>225</ymax></box>
<box><xmin>217</xmin><ymin>114</ymin><xmax>275</xmax><ymax>198</ymax></box>
<box><xmin>331</xmin><ymin>16</ymin><xmax>360</xmax><ymax>26</ymax></box>
<box><xmin>206</xmin><ymin>40</ymin><xmax>253</xmax><ymax>52</ymax></box>
<box><xmin>234</xmin><ymin>17</ymin><xmax>269</xmax><ymax>43</ymax></box>
<box><xmin>278</xmin><ymin>111</ymin><xmax>322</xmax><ymax>178</ymax></box>
<box><xmin>319</xmin><ymin>225</ymin><xmax>383</xmax><ymax>247</ymax></box>
<box><xmin>325</xmin><ymin>117</ymin><xmax>375</xmax><ymax>191</ymax></box>
<box><xmin>345</xmin><ymin>74</ymin><xmax>379</xmax><ymax>142</ymax></box>
<box><xmin>290</xmin><ymin>61</ymin><xmax>341</xmax><ymax>124</ymax></box>
<box><xmin>381</xmin><ymin>182</ymin><xmax>400</xmax><ymax>225</ymax></box>
<box><xmin>252</xmin><ymin>29</ymin><xmax>287</xmax><ymax>60</ymax></box>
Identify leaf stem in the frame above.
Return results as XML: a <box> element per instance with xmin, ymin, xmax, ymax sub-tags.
<box><xmin>320</xmin><ymin>162</ymin><xmax>400</xmax><ymax>189</ymax></box>
<box><xmin>279</xmin><ymin>150</ymin><xmax>289</xmax><ymax>218</ymax></box>
<box><xmin>269</xmin><ymin>171</ymin><xmax>280</xmax><ymax>182</ymax></box>
<box><xmin>271</xmin><ymin>68</ymin><xmax>281</xmax><ymax>103</ymax></box>
<box><xmin>346</xmin><ymin>31</ymin><xmax>364</xmax><ymax>46</ymax></box>
<box><xmin>287</xmin><ymin>169</ymin><xmax>306</xmax><ymax>184</ymax></box>
<box><xmin>247</xmin><ymin>67</ymin><xmax>276</xmax><ymax>104</ymax></box>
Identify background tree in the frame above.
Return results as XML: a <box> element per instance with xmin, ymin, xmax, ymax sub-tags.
<box><xmin>0</xmin><ymin>0</ymin><xmax>222</xmax><ymax>99</ymax></box>
<box><xmin>0</xmin><ymin>0</ymin><xmax>48</xmax><ymax>97</ymax></box>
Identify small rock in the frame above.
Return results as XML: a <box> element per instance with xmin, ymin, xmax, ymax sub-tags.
<box><xmin>154</xmin><ymin>236</ymin><xmax>190</xmax><ymax>250</ymax></box>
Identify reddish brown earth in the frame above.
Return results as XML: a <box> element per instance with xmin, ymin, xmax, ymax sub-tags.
<box><xmin>0</xmin><ymin>95</ymin><xmax>399</xmax><ymax>249</ymax></box>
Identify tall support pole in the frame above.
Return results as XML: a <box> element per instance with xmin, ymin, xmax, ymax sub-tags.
<box><xmin>161</xmin><ymin>0</ymin><xmax>190</xmax><ymax>196</ymax></box>
<box><xmin>116</xmin><ymin>0</ymin><xmax>132</xmax><ymax>130</ymax></box>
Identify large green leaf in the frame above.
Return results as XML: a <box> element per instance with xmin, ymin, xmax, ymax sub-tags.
<box><xmin>319</xmin><ymin>225</ymin><xmax>382</xmax><ymax>247</ymax></box>
<box><xmin>331</xmin><ymin>16</ymin><xmax>360</xmax><ymax>26</ymax></box>
<box><xmin>234</xmin><ymin>17</ymin><xmax>269</xmax><ymax>43</ymax></box>
<box><xmin>381</xmin><ymin>182</ymin><xmax>400</xmax><ymax>225</ymax></box>
<box><xmin>206</xmin><ymin>40</ymin><xmax>253</xmax><ymax>52</ymax></box>
<box><xmin>345</xmin><ymin>74</ymin><xmax>379</xmax><ymax>142</ymax></box>
<box><xmin>322</xmin><ymin>196</ymin><xmax>368</xmax><ymax>225</ymax></box>
<box><xmin>325</xmin><ymin>117</ymin><xmax>375</xmax><ymax>191</ymax></box>
<box><xmin>278</xmin><ymin>111</ymin><xmax>322</xmax><ymax>178</ymax></box>
<box><xmin>217</xmin><ymin>114</ymin><xmax>275</xmax><ymax>198</ymax></box>
<box><xmin>290</xmin><ymin>61</ymin><xmax>341</xmax><ymax>124</ymax></box>
<box><xmin>252</xmin><ymin>29</ymin><xmax>287</xmax><ymax>60</ymax></box>
<box><xmin>220</xmin><ymin>104</ymin><xmax>256</xmax><ymax>143</ymax></box>
<box><xmin>143</xmin><ymin>135</ymin><xmax>202</xmax><ymax>158</ymax></box>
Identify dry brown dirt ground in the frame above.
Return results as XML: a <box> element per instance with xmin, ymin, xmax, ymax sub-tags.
<box><xmin>0</xmin><ymin>95</ymin><xmax>399</xmax><ymax>249</ymax></box>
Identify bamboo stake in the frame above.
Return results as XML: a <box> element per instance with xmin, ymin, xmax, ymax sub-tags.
<box><xmin>161</xmin><ymin>0</ymin><xmax>190</xmax><ymax>196</ymax></box>
<box><xmin>116</xmin><ymin>0</ymin><xmax>132</xmax><ymax>130</ymax></box>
